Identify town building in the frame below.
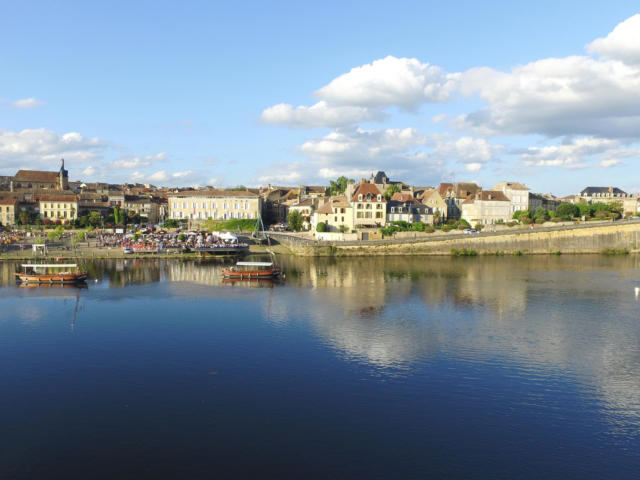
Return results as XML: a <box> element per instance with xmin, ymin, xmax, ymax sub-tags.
<box><xmin>168</xmin><ymin>189</ymin><xmax>262</xmax><ymax>223</ymax></box>
<box><xmin>0</xmin><ymin>197</ymin><xmax>17</xmax><ymax>226</ymax></box>
<box><xmin>461</xmin><ymin>190</ymin><xmax>512</xmax><ymax>225</ymax></box>
<box><xmin>491</xmin><ymin>181</ymin><xmax>530</xmax><ymax>214</ymax></box>
<box><xmin>288</xmin><ymin>198</ymin><xmax>317</xmax><ymax>231</ymax></box>
<box><xmin>10</xmin><ymin>160</ymin><xmax>69</xmax><ymax>192</ymax></box>
<box><xmin>438</xmin><ymin>182</ymin><xmax>482</xmax><ymax>219</ymax></box>
<box><xmin>39</xmin><ymin>194</ymin><xmax>78</xmax><ymax>222</ymax></box>
<box><xmin>388</xmin><ymin>193</ymin><xmax>433</xmax><ymax>224</ymax></box>
<box><xmin>314</xmin><ymin>196</ymin><xmax>354</xmax><ymax>232</ymax></box>
<box><xmin>418</xmin><ymin>189</ymin><xmax>448</xmax><ymax>223</ymax></box>
<box><xmin>351</xmin><ymin>181</ymin><xmax>386</xmax><ymax>228</ymax></box>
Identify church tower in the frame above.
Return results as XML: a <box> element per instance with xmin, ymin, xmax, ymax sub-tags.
<box><xmin>59</xmin><ymin>158</ymin><xmax>69</xmax><ymax>190</ymax></box>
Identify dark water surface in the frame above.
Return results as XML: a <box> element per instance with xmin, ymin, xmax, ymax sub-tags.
<box><xmin>2</xmin><ymin>255</ymin><xmax>640</xmax><ymax>479</ymax></box>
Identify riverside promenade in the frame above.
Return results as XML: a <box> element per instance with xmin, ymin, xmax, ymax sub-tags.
<box><xmin>267</xmin><ymin>219</ymin><xmax>640</xmax><ymax>256</ymax></box>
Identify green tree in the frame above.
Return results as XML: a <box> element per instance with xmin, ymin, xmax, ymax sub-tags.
<box><xmin>316</xmin><ymin>222</ymin><xmax>327</xmax><ymax>232</ymax></box>
<box><xmin>47</xmin><ymin>231</ymin><xmax>57</xmax><ymax>242</ymax></box>
<box><xmin>329</xmin><ymin>176</ymin><xmax>352</xmax><ymax>195</ymax></box>
<box><xmin>338</xmin><ymin>225</ymin><xmax>348</xmax><ymax>233</ymax></box>
<box><xmin>575</xmin><ymin>202</ymin><xmax>594</xmax><ymax>218</ymax></box>
<box><xmin>383</xmin><ymin>184</ymin><xmax>401</xmax><ymax>200</ymax></box>
<box><xmin>88</xmin><ymin>211</ymin><xmax>102</xmax><ymax>227</ymax></box>
<box><xmin>18</xmin><ymin>210</ymin><xmax>32</xmax><ymax>225</ymax></box>
<box><xmin>533</xmin><ymin>207</ymin><xmax>549</xmax><ymax>220</ymax></box>
<box><xmin>287</xmin><ymin>210</ymin><xmax>303</xmax><ymax>232</ymax></box>
<box><xmin>54</xmin><ymin>225</ymin><xmax>63</xmax><ymax>239</ymax></box>
<box><xmin>113</xmin><ymin>205</ymin><xmax>122</xmax><ymax>225</ymax></box>
<box><xmin>556</xmin><ymin>203</ymin><xmax>579</xmax><ymax>218</ymax></box>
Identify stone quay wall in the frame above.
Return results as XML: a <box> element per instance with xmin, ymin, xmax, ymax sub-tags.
<box><xmin>268</xmin><ymin>222</ymin><xmax>640</xmax><ymax>256</ymax></box>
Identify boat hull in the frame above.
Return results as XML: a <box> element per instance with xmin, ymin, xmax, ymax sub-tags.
<box><xmin>15</xmin><ymin>273</ymin><xmax>88</xmax><ymax>284</ymax></box>
<box><xmin>221</xmin><ymin>268</ymin><xmax>280</xmax><ymax>279</ymax></box>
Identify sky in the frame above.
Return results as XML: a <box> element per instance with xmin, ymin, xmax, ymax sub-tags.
<box><xmin>0</xmin><ymin>1</ymin><xmax>639</xmax><ymax>196</ymax></box>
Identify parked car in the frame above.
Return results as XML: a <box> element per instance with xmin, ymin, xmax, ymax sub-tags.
<box><xmin>123</xmin><ymin>247</ymin><xmax>133</xmax><ymax>254</ymax></box>
<box><xmin>463</xmin><ymin>228</ymin><xmax>478</xmax><ymax>234</ymax></box>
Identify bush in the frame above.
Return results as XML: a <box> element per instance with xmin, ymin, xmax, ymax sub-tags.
<box><xmin>316</xmin><ymin>222</ymin><xmax>327</xmax><ymax>233</ymax></box>
<box><xmin>556</xmin><ymin>202</ymin><xmax>579</xmax><ymax>218</ymax></box>
<box><xmin>474</xmin><ymin>224</ymin><xmax>484</xmax><ymax>231</ymax></box>
<box><xmin>534</xmin><ymin>217</ymin><xmax>546</xmax><ymax>224</ymax></box>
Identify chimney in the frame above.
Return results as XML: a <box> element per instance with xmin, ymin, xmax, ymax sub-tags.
<box><xmin>609</xmin><ymin>186</ymin><xmax>614</xmax><ymax>193</ymax></box>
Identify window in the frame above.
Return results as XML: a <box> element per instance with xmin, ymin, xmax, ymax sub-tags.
<box><xmin>358</xmin><ymin>194</ymin><xmax>363</xmax><ymax>201</ymax></box>
<box><xmin>377</xmin><ymin>194</ymin><xmax>382</xmax><ymax>201</ymax></box>
<box><xmin>391</xmin><ymin>207</ymin><xmax>395</xmax><ymax>213</ymax></box>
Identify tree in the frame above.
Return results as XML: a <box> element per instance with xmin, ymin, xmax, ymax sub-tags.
<box><xmin>383</xmin><ymin>184</ymin><xmax>401</xmax><ymax>200</ymax></box>
<box><xmin>329</xmin><ymin>176</ymin><xmax>352</xmax><ymax>196</ymax></box>
<box><xmin>113</xmin><ymin>205</ymin><xmax>122</xmax><ymax>225</ymax></box>
<box><xmin>287</xmin><ymin>210</ymin><xmax>303</xmax><ymax>232</ymax></box>
<box><xmin>533</xmin><ymin>207</ymin><xmax>549</xmax><ymax>220</ymax></box>
<box><xmin>316</xmin><ymin>222</ymin><xmax>327</xmax><ymax>232</ymax></box>
<box><xmin>18</xmin><ymin>210</ymin><xmax>32</xmax><ymax>225</ymax></box>
<box><xmin>338</xmin><ymin>225</ymin><xmax>348</xmax><ymax>233</ymax></box>
<box><xmin>88</xmin><ymin>211</ymin><xmax>102</xmax><ymax>227</ymax></box>
<box><xmin>556</xmin><ymin>203</ymin><xmax>579</xmax><ymax>218</ymax></box>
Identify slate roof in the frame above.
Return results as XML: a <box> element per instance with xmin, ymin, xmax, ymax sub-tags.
<box><xmin>580</xmin><ymin>186</ymin><xmax>627</xmax><ymax>196</ymax></box>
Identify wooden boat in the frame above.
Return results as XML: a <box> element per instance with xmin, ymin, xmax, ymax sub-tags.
<box><xmin>221</xmin><ymin>261</ymin><xmax>280</xmax><ymax>279</ymax></box>
<box><xmin>15</xmin><ymin>263</ymin><xmax>88</xmax><ymax>284</ymax></box>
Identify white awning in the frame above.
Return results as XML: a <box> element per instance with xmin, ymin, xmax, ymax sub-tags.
<box><xmin>21</xmin><ymin>264</ymin><xmax>78</xmax><ymax>268</ymax></box>
<box><xmin>236</xmin><ymin>262</ymin><xmax>273</xmax><ymax>267</ymax></box>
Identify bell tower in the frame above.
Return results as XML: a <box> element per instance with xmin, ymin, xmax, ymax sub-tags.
<box><xmin>59</xmin><ymin>158</ymin><xmax>69</xmax><ymax>190</ymax></box>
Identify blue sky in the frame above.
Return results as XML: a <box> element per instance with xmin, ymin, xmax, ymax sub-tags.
<box><xmin>1</xmin><ymin>1</ymin><xmax>639</xmax><ymax>195</ymax></box>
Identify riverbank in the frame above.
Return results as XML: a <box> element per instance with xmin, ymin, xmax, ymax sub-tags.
<box><xmin>0</xmin><ymin>243</ymin><xmax>291</xmax><ymax>261</ymax></box>
<box><xmin>270</xmin><ymin>221</ymin><xmax>640</xmax><ymax>256</ymax></box>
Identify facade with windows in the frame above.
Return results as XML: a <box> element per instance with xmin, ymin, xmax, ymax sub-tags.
<box><xmin>351</xmin><ymin>181</ymin><xmax>386</xmax><ymax>228</ymax></box>
<box><xmin>314</xmin><ymin>196</ymin><xmax>354</xmax><ymax>232</ymax></box>
<box><xmin>0</xmin><ymin>198</ymin><xmax>16</xmax><ymax>226</ymax></box>
<box><xmin>39</xmin><ymin>195</ymin><xmax>78</xmax><ymax>222</ymax></box>
<box><xmin>168</xmin><ymin>190</ymin><xmax>262</xmax><ymax>222</ymax></box>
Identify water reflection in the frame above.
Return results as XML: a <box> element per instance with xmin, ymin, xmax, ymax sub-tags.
<box><xmin>2</xmin><ymin>255</ymin><xmax>640</xmax><ymax>429</ymax></box>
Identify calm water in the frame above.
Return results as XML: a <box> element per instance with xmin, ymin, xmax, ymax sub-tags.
<box><xmin>1</xmin><ymin>255</ymin><xmax>640</xmax><ymax>479</ymax></box>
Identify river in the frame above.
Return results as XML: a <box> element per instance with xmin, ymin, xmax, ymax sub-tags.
<box><xmin>1</xmin><ymin>255</ymin><xmax>640</xmax><ymax>478</ymax></box>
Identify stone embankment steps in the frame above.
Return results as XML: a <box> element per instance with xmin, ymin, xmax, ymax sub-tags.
<box><xmin>268</xmin><ymin>220</ymin><xmax>640</xmax><ymax>256</ymax></box>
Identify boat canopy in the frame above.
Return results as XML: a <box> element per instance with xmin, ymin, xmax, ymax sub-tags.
<box><xmin>21</xmin><ymin>264</ymin><xmax>78</xmax><ymax>268</ymax></box>
<box><xmin>236</xmin><ymin>262</ymin><xmax>273</xmax><ymax>267</ymax></box>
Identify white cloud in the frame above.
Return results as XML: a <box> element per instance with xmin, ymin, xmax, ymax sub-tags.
<box><xmin>112</xmin><ymin>152</ymin><xmax>166</xmax><ymax>169</ymax></box>
<box><xmin>258</xmin><ymin>170</ymin><xmax>303</xmax><ymax>185</ymax></box>
<box><xmin>129</xmin><ymin>169</ymin><xmax>204</xmax><ymax>187</ymax></box>
<box><xmin>260</xmin><ymin>101</ymin><xmax>383</xmax><ymax>128</ymax></box>
<box><xmin>432</xmin><ymin>135</ymin><xmax>497</xmax><ymax>163</ymax></box>
<box><xmin>520</xmin><ymin>137</ymin><xmax>630</xmax><ymax>168</ymax></box>
<box><xmin>0</xmin><ymin>128</ymin><xmax>105</xmax><ymax>174</ymax></box>
<box><xmin>316</xmin><ymin>56</ymin><xmax>459</xmax><ymax>109</ymax></box>
<box><xmin>456</xmin><ymin>55</ymin><xmax>640</xmax><ymax>138</ymax></box>
<box><xmin>300</xmin><ymin>127</ymin><xmax>427</xmax><ymax>161</ymax></box>
<box><xmin>466</xmin><ymin>162</ymin><xmax>483</xmax><ymax>172</ymax></box>
<box><xmin>11</xmin><ymin>97</ymin><xmax>44</xmax><ymax>108</ymax></box>
<box><xmin>81</xmin><ymin>166</ymin><xmax>96</xmax><ymax>176</ymax></box>
<box><xmin>600</xmin><ymin>158</ymin><xmax>620</xmax><ymax>168</ymax></box>
<box><xmin>587</xmin><ymin>14</ymin><xmax>640</xmax><ymax>65</ymax></box>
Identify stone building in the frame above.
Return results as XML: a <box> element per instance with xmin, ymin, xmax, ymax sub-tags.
<box><xmin>0</xmin><ymin>197</ymin><xmax>17</xmax><ymax>226</ymax></box>
<box><xmin>10</xmin><ymin>160</ymin><xmax>69</xmax><ymax>192</ymax></box>
<box><xmin>491</xmin><ymin>181</ymin><xmax>530</xmax><ymax>214</ymax></box>
<box><xmin>461</xmin><ymin>190</ymin><xmax>512</xmax><ymax>225</ymax></box>
<box><xmin>39</xmin><ymin>194</ymin><xmax>78</xmax><ymax>223</ymax></box>
<box><xmin>168</xmin><ymin>189</ymin><xmax>262</xmax><ymax>223</ymax></box>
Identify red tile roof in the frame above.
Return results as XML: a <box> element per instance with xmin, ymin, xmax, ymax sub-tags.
<box><xmin>352</xmin><ymin>182</ymin><xmax>384</xmax><ymax>202</ymax></box>
<box><xmin>14</xmin><ymin>170</ymin><xmax>60</xmax><ymax>183</ymax></box>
